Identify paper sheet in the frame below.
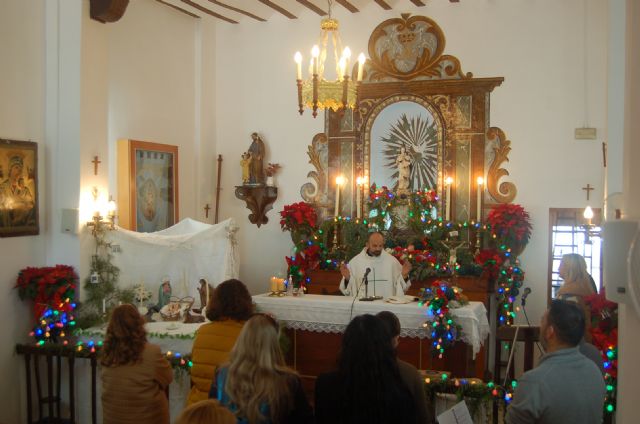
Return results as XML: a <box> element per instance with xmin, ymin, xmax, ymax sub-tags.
<box><xmin>436</xmin><ymin>400</ymin><xmax>473</xmax><ymax>424</ymax></box>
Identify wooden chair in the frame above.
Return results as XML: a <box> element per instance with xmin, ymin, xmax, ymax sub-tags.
<box><xmin>16</xmin><ymin>344</ymin><xmax>99</xmax><ymax>424</ymax></box>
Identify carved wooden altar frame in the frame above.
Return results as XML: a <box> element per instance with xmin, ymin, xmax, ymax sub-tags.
<box><xmin>301</xmin><ymin>14</ymin><xmax>517</xmax><ymax>222</ymax></box>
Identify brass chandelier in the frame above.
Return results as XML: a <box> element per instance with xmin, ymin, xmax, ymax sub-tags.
<box><xmin>294</xmin><ymin>0</ymin><xmax>365</xmax><ymax>118</ymax></box>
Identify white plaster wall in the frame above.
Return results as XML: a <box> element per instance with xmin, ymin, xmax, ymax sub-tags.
<box><xmin>106</xmin><ymin>0</ymin><xmax>211</xmax><ymax>225</ymax></box>
<box><xmin>214</xmin><ymin>0</ymin><xmax>608</xmax><ymax>326</ymax></box>
<box><xmin>0</xmin><ymin>2</ymin><xmax>45</xmax><ymax>423</ymax></box>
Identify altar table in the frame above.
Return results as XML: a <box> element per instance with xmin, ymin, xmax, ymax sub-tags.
<box><xmin>253</xmin><ymin>294</ymin><xmax>490</xmax><ymax>379</ymax></box>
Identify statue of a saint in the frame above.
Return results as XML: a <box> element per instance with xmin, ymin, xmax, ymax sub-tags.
<box><xmin>240</xmin><ymin>152</ymin><xmax>251</xmax><ymax>184</ymax></box>
<box><xmin>395</xmin><ymin>146</ymin><xmax>412</xmax><ymax>196</ymax></box>
<box><xmin>150</xmin><ymin>277</ymin><xmax>172</xmax><ymax>312</ymax></box>
<box><xmin>248</xmin><ymin>132</ymin><xmax>265</xmax><ymax>185</ymax></box>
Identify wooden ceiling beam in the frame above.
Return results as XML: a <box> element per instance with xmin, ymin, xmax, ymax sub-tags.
<box><xmin>335</xmin><ymin>0</ymin><xmax>358</xmax><ymax>13</ymax></box>
<box><xmin>155</xmin><ymin>0</ymin><xmax>200</xmax><ymax>18</ymax></box>
<box><xmin>181</xmin><ymin>0</ymin><xmax>238</xmax><ymax>23</ymax></box>
<box><xmin>257</xmin><ymin>0</ymin><xmax>297</xmax><ymax>19</ymax></box>
<box><xmin>205</xmin><ymin>0</ymin><xmax>266</xmax><ymax>21</ymax></box>
<box><xmin>374</xmin><ymin>0</ymin><xmax>392</xmax><ymax>10</ymax></box>
<box><xmin>296</xmin><ymin>0</ymin><xmax>326</xmax><ymax>16</ymax></box>
<box><xmin>409</xmin><ymin>0</ymin><xmax>426</xmax><ymax>6</ymax></box>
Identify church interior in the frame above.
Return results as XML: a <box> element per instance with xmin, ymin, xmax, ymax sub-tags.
<box><xmin>2</xmin><ymin>0</ymin><xmax>640</xmax><ymax>423</ymax></box>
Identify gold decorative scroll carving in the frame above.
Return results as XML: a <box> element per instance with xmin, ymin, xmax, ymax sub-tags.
<box><xmin>486</xmin><ymin>127</ymin><xmax>517</xmax><ymax>203</ymax></box>
<box><xmin>365</xmin><ymin>14</ymin><xmax>472</xmax><ymax>82</ymax></box>
<box><xmin>300</xmin><ymin>133</ymin><xmax>331</xmax><ymax>219</ymax></box>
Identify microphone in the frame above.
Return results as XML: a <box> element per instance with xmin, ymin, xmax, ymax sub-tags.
<box><xmin>521</xmin><ymin>287</ymin><xmax>532</xmax><ymax>306</ymax></box>
<box><xmin>363</xmin><ymin>268</ymin><xmax>371</xmax><ymax>279</ymax></box>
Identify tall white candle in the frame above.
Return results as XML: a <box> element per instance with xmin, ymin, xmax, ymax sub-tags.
<box><xmin>476</xmin><ymin>176</ymin><xmax>484</xmax><ymax>221</ymax></box>
<box><xmin>205</xmin><ymin>279</ymin><xmax>210</xmax><ymax>307</ymax></box>
<box><xmin>356</xmin><ymin>177</ymin><xmax>364</xmax><ymax>219</ymax></box>
<box><xmin>335</xmin><ymin>176</ymin><xmax>344</xmax><ymax>217</ymax></box>
<box><xmin>445</xmin><ymin>177</ymin><xmax>453</xmax><ymax>221</ymax></box>
<box><xmin>102</xmin><ymin>298</ymin><xmax>106</xmax><ymax>314</ymax></box>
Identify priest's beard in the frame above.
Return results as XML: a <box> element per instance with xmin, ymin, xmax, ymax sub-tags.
<box><xmin>366</xmin><ymin>249</ymin><xmax>382</xmax><ymax>257</ymax></box>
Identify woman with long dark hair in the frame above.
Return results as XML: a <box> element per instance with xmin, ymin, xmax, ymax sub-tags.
<box><xmin>101</xmin><ymin>304</ymin><xmax>173</xmax><ymax>424</ymax></box>
<box><xmin>211</xmin><ymin>314</ymin><xmax>313</xmax><ymax>424</ymax></box>
<box><xmin>187</xmin><ymin>279</ymin><xmax>254</xmax><ymax>405</ymax></box>
<box><xmin>315</xmin><ymin>314</ymin><xmax>417</xmax><ymax>424</ymax></box>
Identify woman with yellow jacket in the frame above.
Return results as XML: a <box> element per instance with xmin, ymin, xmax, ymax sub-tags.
<box><xmin>187</xmin><ymin>279</ymin><xmax>253</xmax><ymax>406</ymax></box>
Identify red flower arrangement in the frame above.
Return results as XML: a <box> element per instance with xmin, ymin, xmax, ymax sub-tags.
<box><xmin>15</xmin><ymin>265</ymin><xmax>78</xmax><ymax>321</ymax></box>
<box><xmin>280</xmin><ymin>202</ymin><xmax>318</xmax><ymax>233</ymax></box>
<box><xmin>474</xmin><ymin>248</ymin><xmax>504</xmax><ymax>281</ymax></box>
<box><xmin>486</xmin><ymin>204</ymin><xmax>532</xmax><ymax>251</ymax></box>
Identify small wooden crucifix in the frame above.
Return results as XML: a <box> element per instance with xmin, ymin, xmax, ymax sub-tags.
<box><xmin>92</xmin><ymin>156</ymin><xmax>101</xmax><ymax>175</ymax></box>
<box><xmin>204</xmin><ymin>203</ymin><xmax>211</xmax><ymax>218</ymax></box>
<box><xmin>582</xmin><ymin>183</ymin><xmax>594</xmax><ymax>201</ymax></box>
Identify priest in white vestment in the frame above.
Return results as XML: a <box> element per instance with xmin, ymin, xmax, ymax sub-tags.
<box><xmin>339</xmin><ymin>232</ymin><xmax>412</xmax><ymax>299</ymax></box>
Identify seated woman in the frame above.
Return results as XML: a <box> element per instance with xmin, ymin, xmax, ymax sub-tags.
<box><xmin>101</xmin><ymin>304</ymin><xmax>173</xmax><ymax>424</ymax></box>
<box><xmin>210</xmin><ymin>314</ymin><xmax>313</xmax><ymax>424</ymax></box>
<box><xmin>557</xmin><ymin>253</ymin><xmax>597</xmax><ymax>342</ymax></box>
<box><xmin>175</xmin><ymin>399</ymin><xmax>236</xmax><ymax>424</ymax></box>
<box><xmin>315</xmin><ymin>314</ymin><xmax>417</xmax><ymax>424</ymax></box>
<box><xmin>187</xmin><ymin>279</ymin><xmax>254</xmax><ymax>406</ymax></box>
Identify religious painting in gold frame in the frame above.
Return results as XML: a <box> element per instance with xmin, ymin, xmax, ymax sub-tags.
<box><xmin>0</xmin><ymin>139</ymin><xmax>38</xmax><ymax>237</ymax></box>
<box><xmin>117</xmin><ymin>139</ymin><xmax>178</xmax><ymax>232</ymax></box>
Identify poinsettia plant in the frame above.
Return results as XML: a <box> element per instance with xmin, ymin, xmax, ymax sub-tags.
<box><xmin>486</xmin><ymin>203</ymin><xmax>532</xmax><ymax>251</ymax></box>
<box><xmin>280</xmin><ymin>202</ymin><xmax>317</xmax><ymax>234</ymax></box>
<box><xmin>15</xmin><ymin>265</ymin><xmax>78</xmax><ymax>321</ymax></box>
<box><xmin>584</xmin><ymin>291</ymin><xmax>618</xmax><ymax>415</ymax></box>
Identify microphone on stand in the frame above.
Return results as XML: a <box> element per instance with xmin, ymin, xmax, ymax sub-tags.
<box><xmin>521</xmin><ymin>287</ymin><xmax>532</xmax><ymax>307</ymax></box>
<box><xmin>360</xmin><ymin>268</ymin><xmax>373</xmax><ymax>301</ymax></box>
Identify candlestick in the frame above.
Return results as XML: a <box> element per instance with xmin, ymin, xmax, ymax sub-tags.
<box><xmin>294</xmin><ymin>52</ymin><xmax>302</xmax><ymax>80</ymax></box>
<box><xmin>476</xmin><ymin>176</ymin><xmax>484</xmax><ymax>221</ymax></box>
<box><xmin>445</xmin><ymin>177</ymin><xmax>453</xmax><ymax>221</ymax></box>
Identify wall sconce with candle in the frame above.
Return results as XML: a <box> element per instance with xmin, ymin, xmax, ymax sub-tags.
<box><xmin>85</xmin><ymin>187</ymin><xmax>117</xmax><ymax>237</ymax></box>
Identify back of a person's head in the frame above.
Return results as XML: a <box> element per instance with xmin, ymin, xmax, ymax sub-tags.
<box><xmin>226</xmin><ymin>314</ymin><xmax>293</xmax><ymax>424</ymax></box>
<box><xmin>229</xmin><ymin>313</ymin><xmax>283</xmax><ymax>368</ymax></box>
<box><xmin>206</xmin><ymin>279</ymin><xmax>253</xmax><ymax>321</ymax></box>
<box><xmin>175</xmin><ymin>399</ymin><xmax>235</xmax><ymax>424</ymax></box>
<box><xmin>101</xmin><ymin>304</ymin><xmax>147</xmax><ymax>367</ymax></box>
<box><xmin>376</xmin><ymin>311</ymin><xmax>401</xmax><ymax>339</ymax></box>
<box><xmin>337</xmin><ymin>315</ymin><xmax>411</xmax><ymax>423</ymax></box>
<box><xmin>561</xmin><ymin>253</ymin><xmax>589</xmax><ymax>283</ymax></box>
<box><xmin>548</xmin><ymin>299</ymin><xmax>585</xmax><ymax>346</ymax></box>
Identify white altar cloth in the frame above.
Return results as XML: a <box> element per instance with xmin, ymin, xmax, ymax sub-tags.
<box><xmin>252</xmin><ymin>294</ymin><xmax>490</xmax><ymax>357</ymax></box>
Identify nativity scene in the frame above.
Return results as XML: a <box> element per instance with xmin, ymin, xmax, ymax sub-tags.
<box><xmin>3</xmin><ymin>1</ymin><xmax>638</xmax><ymax>424</ymax></box>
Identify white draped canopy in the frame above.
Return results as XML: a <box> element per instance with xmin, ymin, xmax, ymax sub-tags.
<box><xmin>106</xmin><ymin>218</ymin><xmax>239</xmax><ymax>301</ymax></box>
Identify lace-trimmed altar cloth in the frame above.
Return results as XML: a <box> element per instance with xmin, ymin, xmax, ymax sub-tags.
<box><xmin>253</xmin><ymin>294</ymin><xmax>490</xmax><ymax>357</ymax></box>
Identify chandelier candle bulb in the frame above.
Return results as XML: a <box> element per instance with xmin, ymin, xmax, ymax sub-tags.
<box><xmin>584</xmin><ymin>205</ymin><xmax>594</xmax><ymax>226</ymax></box>
<box><xmin>294</xmin><ymin>52</ymin><xmax>302</xmax><ymax>80</ymax></box>
<box><xmin>311</xmin><ymin>45</ymin><xmax>320</xmax><ymax>75</ymax></box>
<box><xmin>357</xmin><ymin>53</ymin><xmax>366</xmax><ymax>81</ymax></box>
<box><xmin>477</xmin><ymin>176</ymin><xmax>484</xmax><ymax>221</ymax></box>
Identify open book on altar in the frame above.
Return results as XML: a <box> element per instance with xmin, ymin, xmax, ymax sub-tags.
<box><xmin>437</xmin><ymin>400</ymin><xmax>473</xmax><ymax>424</ymax></box>
<box><xmin>385</xmin><ymin>295</ymin><xmax>420</xmax><ymax>304</ymax></box>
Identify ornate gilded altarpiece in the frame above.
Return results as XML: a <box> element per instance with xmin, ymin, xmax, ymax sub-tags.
<box><xmin>300</xmin><ymin>14</ymin><xmax>516</xmax><ymax>222</ymax></box>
